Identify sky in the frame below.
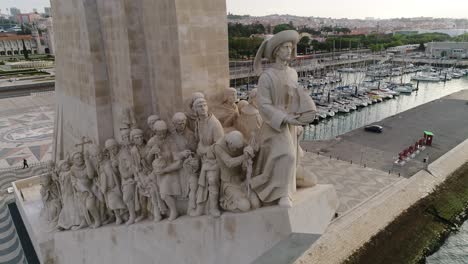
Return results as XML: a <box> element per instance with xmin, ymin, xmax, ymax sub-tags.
<box><xmin>1</xmin><ymin>0</ymin><xmax>467</xmax><ymax>19</ymax></box>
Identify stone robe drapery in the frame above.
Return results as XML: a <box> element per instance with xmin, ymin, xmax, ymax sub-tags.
<box><xmin>58</xmin><ymin>170</ymin><xmax>82</xmax><ymax>229</ymax></box>
<box><xmin>156</xmin><ymin>138</ymin><xmax>183</xmax><ymax>197</ymax></box>
<box><xmin>71</xmin><ymin>165</ymin><xmax>95</xmax><ymax>225</ymax></box>
<box><xmin>41</xmin><ymin>182</ymin><xmax>62</xmax><ymax>223</ymax></box>
<box><xmin>118</xmin><ymin>147</ymin><xmax>139</xmax><ymax>211</ymax></box>
<box><xmin>251</xmin><ymin>65</ymin><xmax>299</xmax><ymax>203</ymax></box>
<box><xmin>196</xmin><ymin>114</ymin><xmax>224</xmax><ymax>204</ymax></box>
<box><xmin>98</xmin><ymin>159</ymin><xmax>126</xmax><ymax>211</ymax></box>
<box><xmin>130</xmin><ymin>145</ymin><xmax>152</xmax><ymax>198</ymax></box>
<box><xmin>171</xmin><ymin>130</ymin><xmax>196</xmax><ymax>197</ymax></box>
<box><xmin>212</xmin><ymin>103</ymin><xmax>239</xmax><ymax>130</ymax></box>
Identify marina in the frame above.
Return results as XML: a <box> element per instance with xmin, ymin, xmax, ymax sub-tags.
<box><xmin>300</xmin><ymin>68</ymin><xmax>468</xmax><ymax>141</ymax></box>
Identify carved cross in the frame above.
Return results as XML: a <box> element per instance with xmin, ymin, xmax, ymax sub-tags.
<box><xmin>75</xmin><ymin>136</ymin><xmax>93</xmax><ymax>154</ymax></box>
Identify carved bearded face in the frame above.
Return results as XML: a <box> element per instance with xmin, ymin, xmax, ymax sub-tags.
<box><xmin>275</xmin><ymin>42</ymin><xmax>293</xmax><ymax>62</ymax></box>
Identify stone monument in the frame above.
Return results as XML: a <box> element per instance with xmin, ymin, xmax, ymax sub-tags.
<box><xmin>13</xmin><ymin>2</ymin><xmax>338</xmax><ymax>263</ymax></box>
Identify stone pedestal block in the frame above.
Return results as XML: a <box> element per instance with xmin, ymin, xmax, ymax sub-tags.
<box><xmin>13</xmin><ymin>179</ymin><xmax>338</xmax><ymax>264</ymax></box>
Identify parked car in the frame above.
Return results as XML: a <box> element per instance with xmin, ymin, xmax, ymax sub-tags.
<box><xmin>364</xmin><ymin>125</ymin><xmax>383</xmax><ymax>133</ymax></box>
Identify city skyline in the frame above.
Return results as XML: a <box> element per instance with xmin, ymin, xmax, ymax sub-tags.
<box><xmin>227</xmin><ymin>0</ymin><xmax>468</xmax><ymax>19</ymax></box>
<box><xmin>0</xmin><ymin>0</ymin><xmax>49</xmax><ymax>14</ymax></box>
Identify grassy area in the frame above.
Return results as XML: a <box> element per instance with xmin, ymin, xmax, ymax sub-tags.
<box><xmin>0</xmin><ymin>69</ymin><xmax>50</xmax><ymax>77</ymax></box>
<box><xmin>344</xmin><ymin>163</ymin><xmax>468</xmax><ymax>264</ymax></box>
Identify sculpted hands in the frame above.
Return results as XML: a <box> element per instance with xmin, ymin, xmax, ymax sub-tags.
<box><xmin>179</xmin><ymin>150</ymin><xmax>192</xmax><ymax>159</ymax></box>
<box><xmin>285</xmin><ymin>114</ymin><xmax>306</xmax><ymax>126</ymax></box>
<box><xmin>243</xmin><ymin>146</ymin><xmax>254</xmax><ymax>159</ymax></box>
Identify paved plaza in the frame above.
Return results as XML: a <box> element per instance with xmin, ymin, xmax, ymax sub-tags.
<box><xmin>0</xmin><ymin>93</ymin><xmax>54</xmax><ymax>169</ymax></box>
<box><xmin>302</xmin><ymin>153</ymin><xmax>402</xmax><ymax>214</ymax></box>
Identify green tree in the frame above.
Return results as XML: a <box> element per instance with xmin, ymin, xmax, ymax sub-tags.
<box><xmin>418</xmin><ymin>42</ymin><xmax>426</xmax><ymax>51</ymax></box>
<box><xmin>273</xmin><ymin>23</ymin><xmax>295</xmax><ymax>34</ymax></box>
<box><xmin>228</xmin><ymin>23</ymin><xmax>266</xmax><ymax>38</ymax></box>
<box><xmin>321</xmin><ymin>26</ymin><xmax>333</xmax><ymax>33</ymax></box>
<box><xmin>297</xmin><ymin>36</ymin><xmax>311</xmax><ymax>54</ymax></box>
<box><xmin>299</xmin><ymin>27</ymin><xmax>321</xmax><ymax>36</ymax></box>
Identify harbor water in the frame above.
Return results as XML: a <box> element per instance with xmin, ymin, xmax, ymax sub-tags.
<box><xmin>426</xmin><ymin>220</ymin><xmax>468</xmax><ymax>264</ymax></box>
<box><xmin>303</xmin><ymin>74</ymin><xmax>468</xmax><ymax>141</ymax></box>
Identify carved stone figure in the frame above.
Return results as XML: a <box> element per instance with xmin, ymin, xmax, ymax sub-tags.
<box><xmin>40</xmin><ymin>172</ymin><xmax>62</xmax><ymax>226</ymax></box>
<box><xmin>98</xmin><ymin>142</ymin><xmax>126</xmax><ymax>225</ymax></box>
<box><xmin>119</xmin><ymin>128</ymin><xmax>132</xmax><ymax>151</ymax></box>
<box><xmin>182</xmin><ymin>155</ymin><xmax>200</xmax><ymax>216</ymax></box>
<box><xmin>117</xmin><ymin>131</ymin><xmax>138</xmax><ymax>225</ymax></box>
<box><xmin>193</xmin><ymin>97</ymin><xmax>224</xmax><ymax>217</ymax></box>
<box><xmin>170</xmin><ymin>112</ymin><xmax>197</xmax><ymax>199</ymax></box>
<box><xmin>185</xmin><ymin>92</ymin><xmax>205</xmax><ymax>132</ymax></box>
<box><xmin>86</xmin><ymin>145</ymin><xmax>108</xmax><ymax>223</ymax></box>
<box><xmin>236</xmin><ymin>88</ymin><xmax>262</xmax><ymax>142</ymax></box>
<box><xmin>214</xmin><ymin>131</ymin><xmax>260</xmax><ymax>212</ymax></box>
<box><xmin>171</xmin><ymin>112</ymin><xmax>197</xmax><ymax>153</ymax></box>
<box><xmin>153</xmin><ymin>120</ymin><xmax>193</xmax><ymax>221</ymax></box>
<box><xmin>130</xmin><ymin>128</ymin><xmax>152</xmax><ymax>222</ymax></box>
<box><xmin>146</xmin><ymin>114</ymin><xmax>161</xmax><ymax>139</ymax></box>
<box><xmin>252</xmin><ymin>30</ymin><xmax>317</xmax><ymax>208</ymax></box>
<box><xmin>212</xmin><ymin>87</ymin><xmax>239</xmax><ymax>131</ymax></box>
<box><xmin>57</xmin><ymin>160</ymin><xmax>82</xmax><ymax>230</ymax></box>
<box><xmin>70</xmin><ymin>151</ymin><xmax>101</xmax><ymax>229</ymax></box>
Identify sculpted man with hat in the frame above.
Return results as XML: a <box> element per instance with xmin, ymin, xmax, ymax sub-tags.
<box><xmin>251</xmin><ymin>30</ymin><xmax>317</xmax><ymax>208</ymax></box>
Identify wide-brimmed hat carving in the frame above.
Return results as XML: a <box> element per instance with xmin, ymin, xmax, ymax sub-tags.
<box><xmin>253</xmin><ymin>30</ymin><xmax>300</xmax><ymax>75</ymax></box>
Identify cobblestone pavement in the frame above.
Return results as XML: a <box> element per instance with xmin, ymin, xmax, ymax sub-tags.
<box><xmin>302</xmin><ymin>153</ymin><xmax>402</xmax><ymax>214</ymax></box>
<box><xmin>0</xmin><ymin>94</ymin><xmax>54</xmax><ymax>169</ymax></box>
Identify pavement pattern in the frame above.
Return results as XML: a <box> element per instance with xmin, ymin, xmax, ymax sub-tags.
<box><xmin>302</xmin><ymin>153</ymin><xmax>401</xmax><ymax>214</ymax></box>
<box><xmin>0</xmin><ymin>94</ymin><xmax>54</xmax><ymax>169</ymax></box>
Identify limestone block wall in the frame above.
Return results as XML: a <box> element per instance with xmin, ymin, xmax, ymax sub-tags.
<box><xmin>51</xmin><ymin>0</ymin><xmax>229</xmax><ymax>157</ymax></box>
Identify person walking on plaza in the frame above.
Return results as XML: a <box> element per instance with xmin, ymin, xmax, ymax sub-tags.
<box><xmin>23</xmin><ymin>159</ymin><xmax>29</xmax><ymax>169</ymax></box>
